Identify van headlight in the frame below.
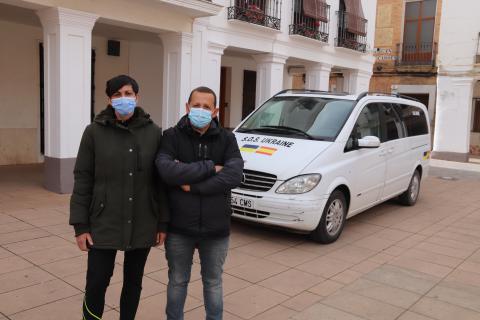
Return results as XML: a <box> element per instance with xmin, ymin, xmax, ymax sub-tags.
<box><xmin>276</xmin><ymin>174</ymin><xmax>321</xmax><ymax>194</ymax></box>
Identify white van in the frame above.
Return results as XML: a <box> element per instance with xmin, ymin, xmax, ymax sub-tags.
<box><xmin>232</xmin><ymin>90</ymin><xmax>431</xmax><ymax>243</ymax></box>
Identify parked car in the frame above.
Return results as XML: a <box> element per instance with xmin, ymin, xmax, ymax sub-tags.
<box><xmin>232</xmin><ymin>90</ymin><xmax>431</xmax><ymax>243</ymax></box>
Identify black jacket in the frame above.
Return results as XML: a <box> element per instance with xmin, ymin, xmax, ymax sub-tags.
<box><xmin>69</xmin><ymin>106</ymin><xmax>169</xmax><ymax>250</ymax></box>
<box><xmin>155</xmin><ymin>115</ymin><xmax>243</xmax><ymax>238</ymax></box>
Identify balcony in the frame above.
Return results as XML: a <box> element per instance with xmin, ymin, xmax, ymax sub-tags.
<box><xmin>335</xmin><ymin>11</ymin><xmax>367</xmax><ymax>53</ymax></box>
<box><xmin>227</xmin><ymin>0</ymin><xmax>282</xmax><ymax>30</ymax></box>
<box><xmin>289</xmin><ymin>0</ymin><xmax>329</xmax><ymax>42</ymax></box>
<box><xmin>396</xmin><ymin>42</ymin><xmax>437</xmax><ymax>67</ymax></box>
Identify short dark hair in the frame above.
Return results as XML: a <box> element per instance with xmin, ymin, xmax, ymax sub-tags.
<box><xmin>188</xmin><ymin>86</ymin><xmax>217</xmax><ymax>107</ymax></box>
<box><xmin>105</xmin><ymin>75</ymin><xmax>139</xmax><ymax>98</ymax></box>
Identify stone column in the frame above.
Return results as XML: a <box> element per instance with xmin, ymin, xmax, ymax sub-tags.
<box><xmin>432</xmin><ymin>76</ymin><xmax>475</xmax><ymax>162</ymax></box>
<box><xmin>204</xmin><ymin>42</ymin><xmax>227</xmax><ymax>104</ymax></box>
<box><xmin>343</xmin><ymin>69</ymin><xmax>372</xmax><ymax>94</ymax></box>
<box><xmin>37</xmin><ymin>7</ymin><xmax>98</xmax><ymax>193</ymax></box>
<box><xmin>253</xmin><ymin>53</ymin><xmax>288</xmax><ymax>107</ymax></box>
<box><xmin>159</xmin><ymin>32</ymin><xmax>193</xmax><ymax>130</ymax></box>
<box><xmin>305</xmin><ymin>63</ymin><xmax>332</xmax><ymax>91</ymax></box>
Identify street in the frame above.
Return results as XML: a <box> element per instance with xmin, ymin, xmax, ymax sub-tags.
<box><xmin>0</xmin><ymin>164</ymin><xmax>480</xmax><ymax>320</ymax></box>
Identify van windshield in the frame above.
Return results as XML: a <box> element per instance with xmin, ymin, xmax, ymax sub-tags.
<box><xmin>237</xmin><ymin>96</ymin><xmax>356</xmax><ymax>141</ymax></box>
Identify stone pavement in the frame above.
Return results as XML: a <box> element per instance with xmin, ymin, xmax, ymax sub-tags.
<box><xmin>1</xmin><ymin>164</ymin><xmax>480</xmax><ymax>320</ymax></box>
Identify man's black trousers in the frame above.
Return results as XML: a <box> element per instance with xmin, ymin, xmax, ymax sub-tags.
<box><xmin>83</xmin><ymin>247</ymin><xmax>150</xmax><ymax>320</ymax></box>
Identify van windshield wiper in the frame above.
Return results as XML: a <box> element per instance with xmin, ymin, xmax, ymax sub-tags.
<box><xmin>259</xmin><ymin>125</ymin><xmax>315</xmax><ymax>140</ymax></box>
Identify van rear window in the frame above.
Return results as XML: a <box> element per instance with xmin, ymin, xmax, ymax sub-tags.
<box><xmin>396</xmin><ymin>104</ymin><xmax>429</xmax><ymax>136</ymax></box>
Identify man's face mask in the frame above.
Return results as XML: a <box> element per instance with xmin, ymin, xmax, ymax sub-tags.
<box><xmin>112</xmin><ymin>97</ymin><xmax>136</xmax><ymax>116</ymax></box>
<box><xmin>188</xmin><ymin>107</ymin><xmax>212</xmax><ymax>129</ymax></box>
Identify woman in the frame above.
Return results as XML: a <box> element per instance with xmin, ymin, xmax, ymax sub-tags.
<box><xmin>69</xmin><ymin>75</ymin><xmax>168</xmax><ymax>320</ymax></box>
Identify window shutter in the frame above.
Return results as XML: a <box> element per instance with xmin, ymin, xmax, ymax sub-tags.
<box><xmin>344</xmin><ymin>0</ymin><xmax>367</xmax><ymax>36</ymax></box>
<box><xmin>303</xmin><ymin>0</ymin><xmax>329</xmax><ymax>22</ymax></box>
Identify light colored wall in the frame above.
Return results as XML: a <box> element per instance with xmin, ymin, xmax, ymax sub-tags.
<box><xmin>0</xmin><ymin>19</ymin><xmax>42</xmax><ymax>165</ymax></box>
<box><xmin>129</xmin><ymin>41</ymin><xmax>163</xmax><ymax>127</ymax></box>
<box><xmin>205</xmin><ymin>0</ymin><xmax>376</xmax><ymax>74</ymax></box>
<box><xmin>8</xmin><ymin>0</ymin><xmax>192</xmax><ymax>33</ymax></box>
<box><xmin>437</xmin><ymin>0</ymin><xmax>479</xmax><ymax>71</ymax></box>
<box><xmin>93</xmin><ymin>39</ymin><xmax>164</xmax><ymax>126</ymax></box>
<box><xmin>433</xmin><ymin>0</ymin><xmax>480</xmax><ymax>157</ymax></box>
<box><xmin>92</xmin><ymin>37</ymin><xmax>130</xmax><ymax>115</ymax></box>
<box><xmin>0</xmin><ymin>19</ymin><xmax>164</xmax><ymax>165</ymax></box>
<box><xmin>221</xmin><ymin>54</ymin><xmax>257</xmax><ymax>128</ymax></box>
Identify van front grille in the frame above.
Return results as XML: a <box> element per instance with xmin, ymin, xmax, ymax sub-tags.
<box><xmin>239</xmin><ymin>169</ymin><xmax>277</xmax><ymax>192</ymax></box>
<box><xmin>232</xmin><ymin>205</ymin><xmax>270</xmax><ymax>219</ymax></box>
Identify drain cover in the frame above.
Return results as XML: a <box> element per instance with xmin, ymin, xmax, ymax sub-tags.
<box><xmin>438</xmin><ymin>176</ymin><xmax>457</xmax><ymax>181</ymax></box>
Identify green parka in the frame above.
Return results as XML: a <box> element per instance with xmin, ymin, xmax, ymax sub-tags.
<box><xmin>69</xmin><ymin>106</ymin><xmax>169</xmax><ymax>250</ymax></box>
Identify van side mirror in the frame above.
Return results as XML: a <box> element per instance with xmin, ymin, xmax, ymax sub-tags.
<box><xmin>358</xmin><ymin>136</ymin><xmax>381</xmax><ymax>148</ymax></box>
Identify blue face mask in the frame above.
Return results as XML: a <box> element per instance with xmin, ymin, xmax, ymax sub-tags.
<box><xmin>188</xmin><ymin>107</ymin><xmax>212</xmax><ymax>129</ymax></box>
<box><xmin>111</xmin><ymin>97</ymin><xmax>136</xmax><ymax>116</ymax></box>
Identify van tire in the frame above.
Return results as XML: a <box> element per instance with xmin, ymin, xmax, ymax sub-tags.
<box><xmin>310</xmin><ymin>190</ymin><xmax>347</xmax><ymax>244</ymax></box>
<box><xmin>398</xmin><ymin>170</ymin><xmax>421</xmax><ymax>206</ymax></box>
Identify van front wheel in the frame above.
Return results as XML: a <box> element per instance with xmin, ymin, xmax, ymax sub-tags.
<box><xmin>310</xmin><ymin>190</ymin><xmax>347</xmax><ymax>244</ymax></box>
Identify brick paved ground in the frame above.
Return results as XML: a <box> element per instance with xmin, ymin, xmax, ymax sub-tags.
<box><xmin>1</xmin><ymin>164</ymin><xmax>480</xmax><ymax>320</ymax></box>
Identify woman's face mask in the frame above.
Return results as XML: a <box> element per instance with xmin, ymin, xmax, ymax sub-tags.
<box><xmin>111</xmin><ymin>97</ymin><xmax>136</xmax><ymax>116</ymax></box>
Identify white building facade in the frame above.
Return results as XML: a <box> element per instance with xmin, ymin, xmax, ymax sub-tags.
<box><xmin>0</xmin><ymin>0</ymin><xmax>376</xmax><ymax>193</ymax></box>
<box><xmin>199</xmin><ymin>0</ymin><xmax>377</xmax><ymax>130</ymax></box>
<box><xmin>433</xmin><ymin>0</ymin><xmax>480</xmax><ymax>161</ymax></box>
<box><xmin>0</xmin><ymin>0</ymin><xmax>222</xmax><ymax>193</ymax></box>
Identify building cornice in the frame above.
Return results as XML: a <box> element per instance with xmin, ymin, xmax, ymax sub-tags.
<box><xmin>158</xmin><ymin>0</ymin><xmax>223</xmax><ymax>17</ymax></box>
<box><xmin>37</xmin><ymin>7</ymin><xmax>98</xmax><ymax>29</ymax></box>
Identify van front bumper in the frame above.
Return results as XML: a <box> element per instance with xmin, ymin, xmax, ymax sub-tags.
<box><xmin>230</xmin><ymin>191</ymin><xmax>329</xmax><ymax>232</ymax></box>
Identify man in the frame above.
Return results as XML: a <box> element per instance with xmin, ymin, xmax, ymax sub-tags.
<box><xmin>156</xmin><ymin>86</ymin><xmax>243</xmax><ymax>320</ymax></box>
<box><xmin>70</xmin><ymin>75</ymin><xmax>168</xmax><ymax>320</ymax></box>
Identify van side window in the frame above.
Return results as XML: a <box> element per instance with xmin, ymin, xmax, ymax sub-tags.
<box><xmin>345</xmin><ymin>104</ymin><xmax>381</xmax><ymax>152</ymax></box>
<box><xmin>379</xmin><ymin>103</ymin><xmax>404</xmax><ymax>141</ymax></box>
<box><xmin>397</xmin><ymin>104</ymin><xmax>429</xmax><ymax>136</ymax></box>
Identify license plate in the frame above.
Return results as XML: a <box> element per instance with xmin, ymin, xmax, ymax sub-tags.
<box><xmin>231</xmin><ymin>195</ymin><xmax>254</xmax><ymax>209</ymax></box>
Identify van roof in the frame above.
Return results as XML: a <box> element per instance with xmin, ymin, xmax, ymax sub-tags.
<box><xmin>274</xmin><ymin>90</ymin><xmax>423</xmax><ymax>104</ymax></box>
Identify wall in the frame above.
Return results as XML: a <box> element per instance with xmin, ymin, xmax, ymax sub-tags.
<box><xmin>0</xmin><ymin>19</ymin><xmax>164</xmax><ymax>165</ymax></box>
<box><xmin>370</xmin><ymin>73</ymin><xmax>438</xmax><ymax>112</ymax></box>
<box><xmin>437</xmin><ymin>0</ymin><xmax>479</xmax><ymax>71</ymax></box>
<box><xmin>370</xmin><ymin>0</ymin><xmax>441</xmax><ymax>104</ymax></box>
<box><xmin>373</xmin><ymin>0</ymin><xmax>443</xmax><ymax>71</ymax></box>
<box><xmin>92</xmin><ymin>39</ymin><xmax>163</xmax><ymax>126</ymax></box>
<box><xmin>0</xmin><ymin>19</ymin><xmax>42</xmax><ymax>165</ymax></box>
<box><xmin>92</xmin><ymin>37</ymin><xmax>130</xmax><ymax>115</ymax></box>
<box><xmin>7</xmin><ymin>0</ymin><xmax>192</xmax><ymax>33</ymax></box>
<box><xmin>434</xmin><ymin>0</ymin><xmax>480</xmax><ymax>158</ymax></box>
<box><xmin>205</xmin><ymin>0</ymin><xmax>376</xmax><ymax>74</ymax></box>
<box><xmin>128</xmin><ymin>41</ymin><xmax>163</xmax><ymax>126</ymax></box>
<box><xmin>221</xmin><ymin>54</ymin><xmax>257</xmax><ymax>128</ymax></box>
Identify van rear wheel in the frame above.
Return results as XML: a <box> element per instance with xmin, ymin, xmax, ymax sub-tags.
<box><xmin>398</xmin><ymin>170</ymin><xmax>421</xmax><ymax>206</ymax></box>
<box><xmin>310</xmin><ymin>190</ymin><xmax>347</xmax><ymax>244</ymax></box>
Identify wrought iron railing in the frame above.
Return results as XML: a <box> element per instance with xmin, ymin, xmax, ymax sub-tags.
<box><xmin>289</xmin><ymin>0</ymin><xmax>329</xmax><ymax>42</ymax></box>
<box><xmin>396</xmin><ymin>42</ymin><xmax>437</xmax><ymax>66</ymax></box>
<box><xmin>335</xmin><ymin>11</ymin><xmax>367</xmax><ymax>53</ymax></box>
<box><xmin>227</xmin><ymin>0</ymin><xmax>282</xmax><ymax>30</ymax></box>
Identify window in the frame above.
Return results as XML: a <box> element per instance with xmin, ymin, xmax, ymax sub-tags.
<box><xmin>396</xmin><ymin>104</ymin><xmax>429</xmax><ymax>136</ymax></box>
<box><xmin>345</xmin><ymin>104</ymin><xmax>381</xmax><ymax>151</ymax></box>
<box><xmin>238</xmin><ymin>97</ymin><xmax>356</xmax><ymax>141</ymax></box>
<box><xmin>402</xmin><ymin>0</ymin><xmax>436</xmax><ymax>64</ymax></box>
<box><xmin>379</xmin><ymin>103</ymin><xmax>404</xmax><ymax>142</ymax></box>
